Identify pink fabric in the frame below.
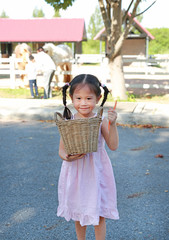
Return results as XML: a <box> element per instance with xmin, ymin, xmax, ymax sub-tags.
<box><xmin>57</xmin><ymin>117</ymin><xmax>119</xmax><ymax>226</ymax></box>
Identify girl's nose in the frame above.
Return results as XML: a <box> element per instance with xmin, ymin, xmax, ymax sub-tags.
<box><xmin>81</xmin><ymin>99</ymin><xmax>86</xmax><ymax>104</ymax></box>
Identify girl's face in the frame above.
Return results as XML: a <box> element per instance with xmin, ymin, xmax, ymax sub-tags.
<box><xmin>70</xmin><ymin>84</ymin><xmax>101</xmax><ymax>118</ymax></box>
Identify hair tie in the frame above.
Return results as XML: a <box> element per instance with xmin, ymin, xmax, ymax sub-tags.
<box><xmin>101</xmin><ymin>83</ymin><xmax>106</xmax><ymax>88</ymax></box>
<box><xmin>65</xmin><ymin>82</ymin><xmax>69</xmax><ymax>87</ymax></box>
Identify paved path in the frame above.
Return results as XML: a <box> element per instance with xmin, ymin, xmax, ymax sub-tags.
<box><xmin>0</xmin><ymin>98</ymin><xmax>169</xmax><ymax>127</ymax></box>
<box><xmin>0</xmin><ymin>121</ymin><xmax>168</xmax><ymax>240</ymax></box>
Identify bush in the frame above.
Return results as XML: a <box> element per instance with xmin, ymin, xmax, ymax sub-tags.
<box><xmin>82</xmin><ymin>40</ymin><xmax>105</xmax><ymax>54</ymax></box>
<box><xmin>148</xmin><ymin>28</ymin><xmax>169</xmax><ymax>54</ymax></box>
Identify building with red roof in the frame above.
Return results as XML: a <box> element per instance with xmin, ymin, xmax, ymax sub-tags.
<box><xmin>0</xmin><ymin>18</ymin><xmax>87</xmax><ymax>57</ymax></box>
<box><xmin>94</xmin><ymin>13</ymin><xmax>154</xmax><ymax>58</ymax></box>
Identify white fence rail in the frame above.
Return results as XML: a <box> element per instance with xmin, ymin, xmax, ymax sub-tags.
<box><xmin>0</xmin><ymin>55</ymin><xmax>169</xmax><ymax>89</ymax></box>
<box><xmin>75</xmin><ymin>54</ymin><xmax>105</xmax><ymax>63</ymax></box>
<box><xmin>0</xmin><ymin>56</ymin><xmax>26</xmax><ymax>88</ymax></box>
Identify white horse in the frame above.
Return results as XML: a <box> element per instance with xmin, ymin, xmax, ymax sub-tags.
<box><xmin>43</xmin><ymin>43</ymin><xmax>73</xmax><ymax>83</ymax></box>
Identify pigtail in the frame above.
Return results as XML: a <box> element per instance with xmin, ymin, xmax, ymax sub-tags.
<box><xmin>62</xmin><ymin>84</ymin><xmax>72</xmax><ymax>119</ymax></box>
<box><xmin>100</xmin><ymin>84</ymin><xmax>110</xmax><ymax>107</ymax></box>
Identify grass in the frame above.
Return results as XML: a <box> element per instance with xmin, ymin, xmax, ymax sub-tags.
<box><xmin>105</xmin><ymin>91</ymin><xmax>169</xmax><ymax>104</ymax></box>
<box><xmin>0</xmin><ymin>87</ymin><xmax>169</xmax><ymax>104</ymax></box>
<box><xmin>0</xmin><ymin>87</ymin><xmax>62</xmax><ymax>99</ymax></box>
<box><xmin>133</xmin><ymin>93</ymin><xmax>169</xmax><ymax>104</ymax></box>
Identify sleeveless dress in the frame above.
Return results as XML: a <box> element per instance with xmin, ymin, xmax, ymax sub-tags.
<box><xmin>57</xmin><ymin>116</ymin><xmax>119</xmax><ymax>226</ymax></box>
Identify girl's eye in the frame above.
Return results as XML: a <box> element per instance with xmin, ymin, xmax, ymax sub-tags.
<box><xmin>87</xmin><ymin>98</ymin><xmax>91</xmax><ymax>100</ymax></box>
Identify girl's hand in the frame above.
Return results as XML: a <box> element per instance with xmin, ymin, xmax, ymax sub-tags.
<box><xmin>64</xmin><ymin>153</ymin><xmax>86</xmax><ymax>162</ymax></box>
<box><xmin>59</xmin><ymin>138</ymin><xmax>86</xmax><ymax>162</ymax></box>
<box><xmin>108</xmin><ymin>108</ymin><xmax>117</xmax><ymax>126</ymax></box>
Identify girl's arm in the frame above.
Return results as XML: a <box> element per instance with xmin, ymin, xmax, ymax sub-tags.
<box><xmin>101</xmin><ymin>108</ymin><xmax>119</xmax><ymax>151</ymax></box>
<box><xmin>59</xmin><ymin>138</ymin><xmax>85</xmax><ymax>161</ymax></box>
<box><xmin>59</xmin><ymin>138</ymin><xmax>68</xmax><ymax>160</ymax></box>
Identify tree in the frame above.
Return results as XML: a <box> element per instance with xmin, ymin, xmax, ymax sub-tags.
<box><xmin>148</xmin><ymin>28</ymin><xmax>169</xmax><ymax>55</ymax></box>
<box><xmin>53</xmin><ymin>9</ymin><xmax>61</xmax><ymax>17</ymax></box>
<box><xmin>32</xmin><ymin>7</ymin><xmax>45</xmax><ymax>18</ymax></box>
<box><xmin>135</xmin><ymin>6</ymin><xmax>143</xmax><ymax>23</ymax></box>
<box><xmin>88</xmin><ymin>6</ymin><xmax>104</xmax><ymax>40</ymax></box>
<box><xmin>44</xmin><ymin>0</ymin><xmax>155</xmax><ymax>99</ymax></box>
<box><xmin>0</xmin><ymin>10</ymin><xmax>9</xmax><ymax>18</ymax></box>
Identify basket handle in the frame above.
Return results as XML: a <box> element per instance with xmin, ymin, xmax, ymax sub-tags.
<box><xmin>54</xmin><ymin>112</ymin><xmax>64</xmax><ymax>122</ymax></box>
<box><xmin>97</xmin><ymin>107</ymin><xmax>103</xmax><ymax>117</ymax></box>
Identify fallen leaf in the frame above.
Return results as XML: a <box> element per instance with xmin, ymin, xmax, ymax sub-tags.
<box><xmin>131</xmin><ymin>144</ymin><xmax>151</xmax><ymax>151</ymax></box>
<box><xmin>116</xmin><ymin>123</ymin><xmax>167</xmax><ymax>129</ymax></box>
<box><xmin>44</xmin><ymin>224</ymin><xmax>58</xmax><ymax>230</ymax></box>
<box><xmin>39</xmin><ymin>120</ymin><xmax>54</xmax><ymax>123</ymax></box>
<box><xmin>131</xmin><ymin>146</ymin><xmax>147</xmax><ymax>151</ymax></box>
<box><xmin>155</xmin><ymin>154</ymin><xmax>164</xmax><ymax>158</ymax></box>
<box><xmin>145</xmin><ymin>169</ymin><xmax>150</xmax><ymax>175</ymax></box>
<box><xmin>127</xmin><ymin>192</ymin><xmax>145</xmax><ymax>199</ymax></box>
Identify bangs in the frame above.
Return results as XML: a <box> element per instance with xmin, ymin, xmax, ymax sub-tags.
<box><xmin>70</xmin><ymin>83</ymin><xmax>101</xmax><ymax>97</ymax></box>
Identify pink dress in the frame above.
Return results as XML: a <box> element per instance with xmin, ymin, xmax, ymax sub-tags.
<box><xmin>57</xmin><ymin>117</ymin><xmax>119</xmax><ymax>226</ymax></box>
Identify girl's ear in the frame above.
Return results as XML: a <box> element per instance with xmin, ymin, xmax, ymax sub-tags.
<box><xmin>96</xmin><ymin>95</ymin><xmax>102</xmax><ymax>104</ymax></box>
<box><xmin>69</xmin><ymin>94</ymin><xmax>73</xmax><ymax>102</ymax></box>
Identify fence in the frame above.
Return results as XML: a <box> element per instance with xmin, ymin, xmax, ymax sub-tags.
<box><xmin>75</xmin><ymin>54</ymin><xmax>105</xmax><ymax>64</ymax></box>
<box><xmin>0</xmin><ymin>56</ymin><xmax>26</xmax><ymax>88</ymax></box>
<box><xmin>0</xmin><ymin>54</ymin><xmax>169</xmax><ymax>89</ymax></box>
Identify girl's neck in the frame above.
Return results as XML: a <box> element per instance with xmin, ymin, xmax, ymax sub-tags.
<box><xmin>74</xmin><ymin>111</ymin><xmax>95</xmax><ymax>119</ymax></box>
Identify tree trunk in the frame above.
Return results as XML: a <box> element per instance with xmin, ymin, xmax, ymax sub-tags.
<box><xmin>109</xmin><ymin>54</ymin><xmax>127</xmax><ymax>100</ymax></box>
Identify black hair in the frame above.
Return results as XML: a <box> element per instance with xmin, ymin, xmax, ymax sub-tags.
<box><xmin>62</xmin><ymin>74</ymin><xmax>109</xmax><ymax>119</ymax></box>
<box><xmin>29</xmin><ymin>55</ymin><xmax>34</xmax><ymax>61</ymax></box>
<box><xmin>37</xmin><ymin>47</ymin><xmax>44</xmax><ymax>52</ymax></box>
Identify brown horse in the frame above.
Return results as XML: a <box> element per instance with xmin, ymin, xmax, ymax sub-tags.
<box><xmin>14</xmin><ymin>43</ymin><xmax>32</xmax><ymax>80</ymax></box>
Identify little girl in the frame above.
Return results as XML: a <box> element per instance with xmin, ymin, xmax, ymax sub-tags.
<box><xmin>57</xmin><ymin>74</ymin><xmax>119</xmax><ymax>240</ymax></box>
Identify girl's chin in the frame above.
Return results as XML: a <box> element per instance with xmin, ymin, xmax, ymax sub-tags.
<box><xmin>79</xmin><ymin>111</ymin><xmax>94</xmax><ymax>118</ymax></box>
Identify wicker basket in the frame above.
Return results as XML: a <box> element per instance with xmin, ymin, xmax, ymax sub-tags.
<box><xmin>54</xmin><ymin>107</ymin><xmax>103</xmax><ymax>155</ymax></box>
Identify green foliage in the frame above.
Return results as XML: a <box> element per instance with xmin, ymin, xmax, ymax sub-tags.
<box><xmin>0</xmin><ymin>10</ymin><xmax>9</xmax><ymax>18</ymax></box>
<box><xmin>53</xmin><ymin>9</ymin><xmax>61</xmax><ymax>17</ymax></box>
<box><xmin>32</xmin><ymin>7</ymin><xmax>45</xmax><ymax>18</ymax></box>
<box><xmin>126</xmin><ymin>92</ymin><xmax>136</xmax><ymax>102</ymax></box>
<box><xmin>148</xmin><ymin>28</ymin><xmax>169</xmax><ymax>54</ymax></box>
<box><xmin>87</xmin><ymin>6</ymin><xmax>104</xmax><ymax>40</ymax></box>
<box><xmin>107</xmin><ymin>92</ymin><xmax>136</xmax><ymax>103</ymax></box>
<box><xmin>82</xmin><ymin>40</ymin><xmax>105</xmax><ymax>54</ymax></box>
<box><xmin>45</xmin><ymin>0</ymin><xmax>76</xmax><ymax>10</ymax></box>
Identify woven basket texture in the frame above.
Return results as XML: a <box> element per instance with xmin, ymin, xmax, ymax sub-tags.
<box><xmin>55</xmin><ymin>107</ymin><xmax>103</xmax><ymax>155</ymax></box>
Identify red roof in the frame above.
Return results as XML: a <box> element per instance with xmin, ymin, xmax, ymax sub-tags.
<box><xmin>94</xmin><ymin>14</ymin><xmax>154</xmax><ymax>40</ymax></box>
<box><xmin>0</xmin><ymin>18</ymin><xmax>87</xmax><ymax>42</ymax></box>
<box><xmin>129</xmin><ymin>15</ymin><xmax>154</xmax><ymax>40</ymax></box>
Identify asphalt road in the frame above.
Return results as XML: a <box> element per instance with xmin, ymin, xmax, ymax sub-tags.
<box><xmin>0</xmin><ymin>120</ymin><xmax>169</xmax><ymax>240</ymax></box>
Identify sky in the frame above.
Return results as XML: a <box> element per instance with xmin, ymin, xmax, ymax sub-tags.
<box><xmin>0</xmin><ymin>0</ymin><xmax>168</xmax><ymax>29</ymax></box>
